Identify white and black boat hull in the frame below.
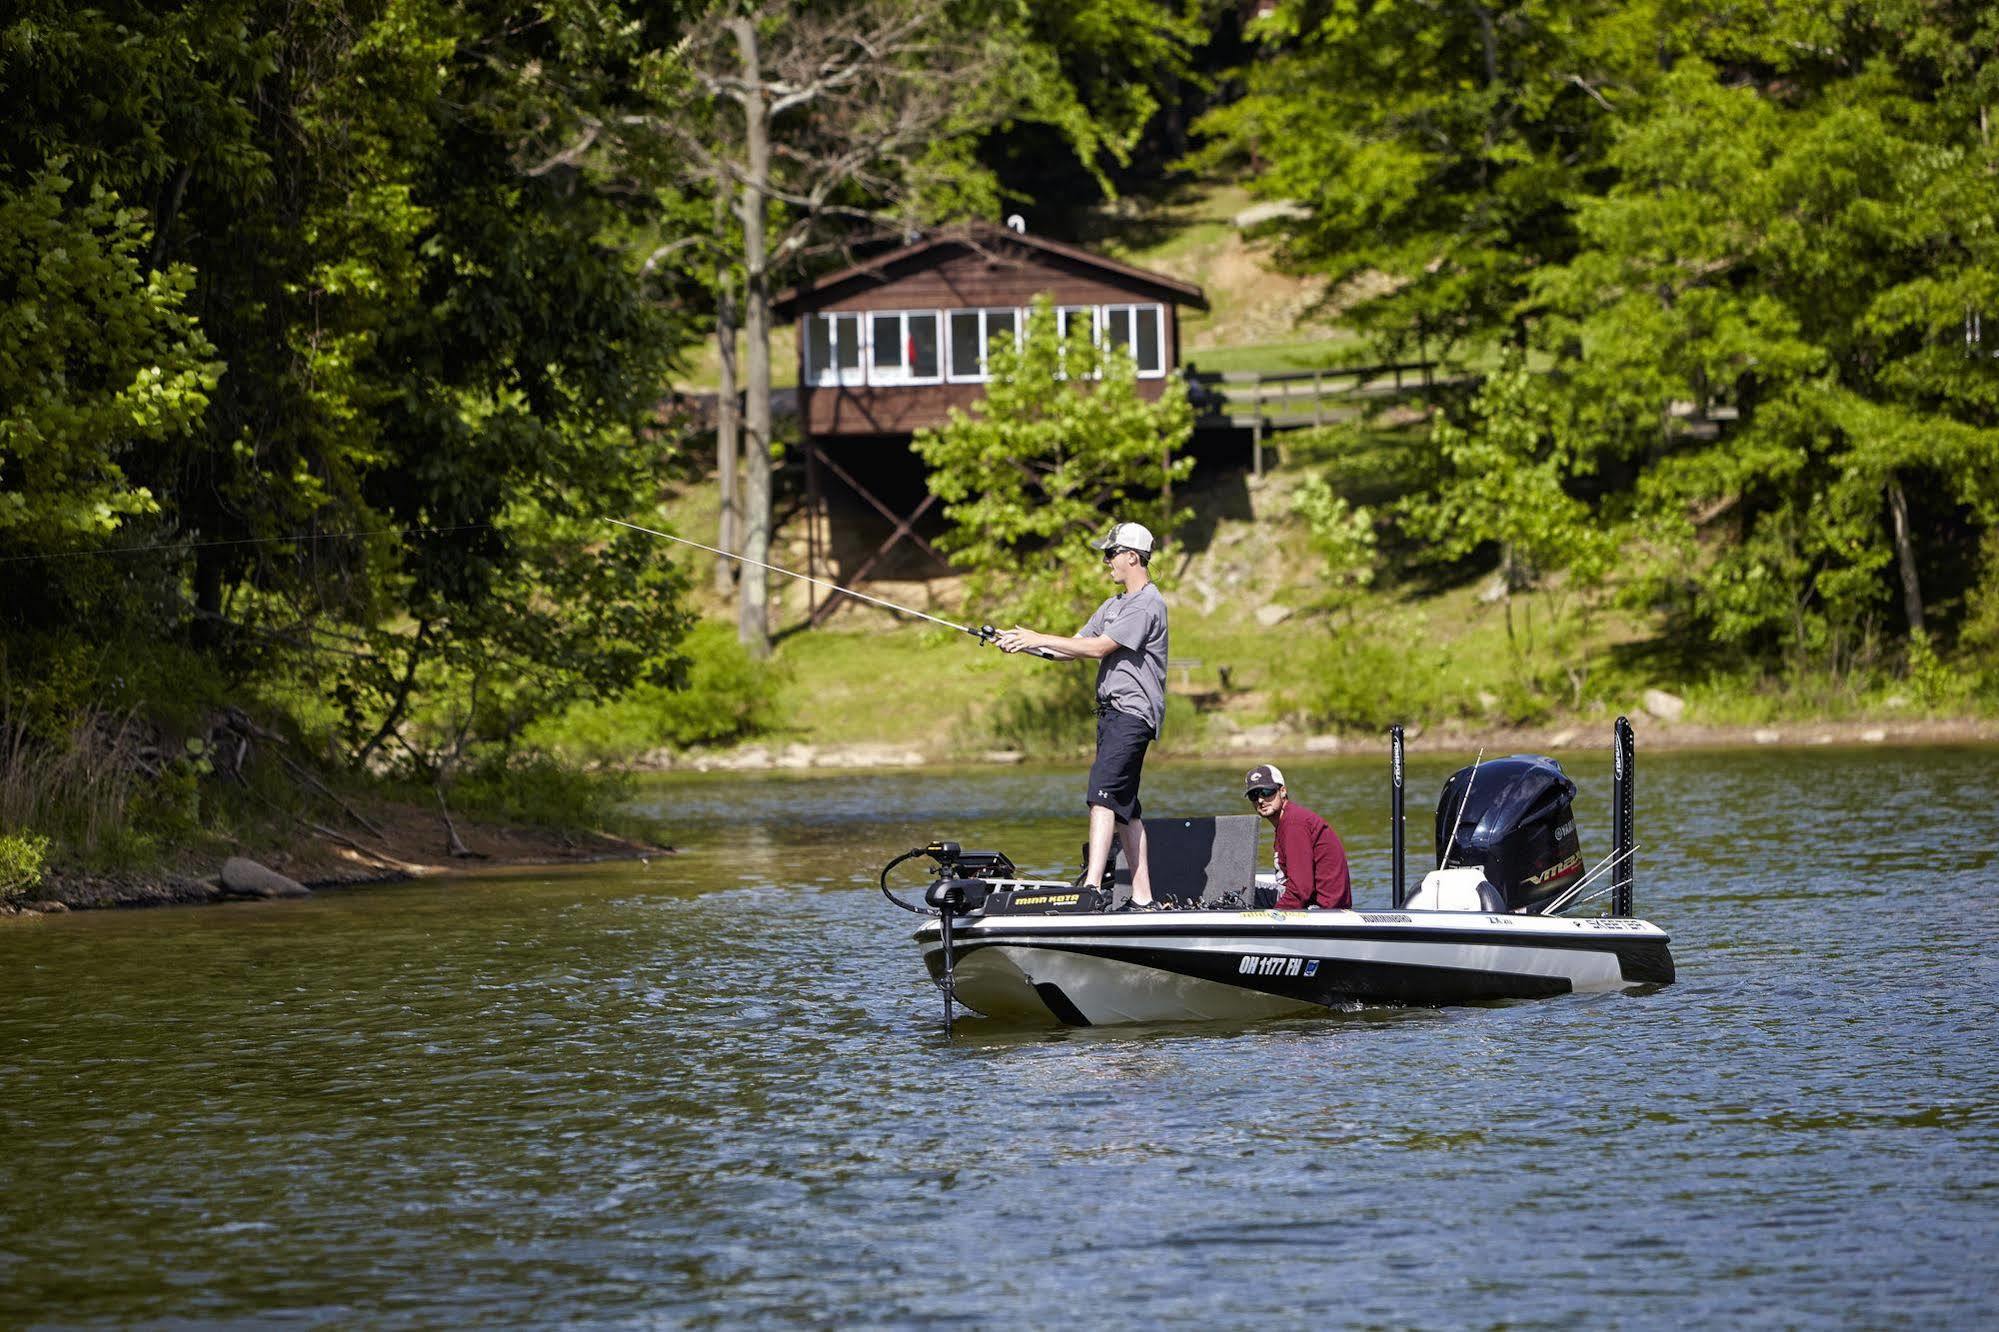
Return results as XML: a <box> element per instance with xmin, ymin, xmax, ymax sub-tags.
<box><xmin>917</xmin><ymin>910</ymin><xmax>1674</xmax><ymax>1027</ymax></box>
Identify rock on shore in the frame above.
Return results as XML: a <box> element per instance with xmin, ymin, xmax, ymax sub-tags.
<box><xmin>219</xmin><ymin>857</ymin><xmax>312</xmax><ymax>900</ymax></box>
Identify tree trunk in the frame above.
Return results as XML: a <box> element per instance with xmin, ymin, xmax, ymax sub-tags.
<box><xmin>713</xmin><ymin>187</ymin><xmax>741</xmax><ymax>597</ymax></box>
<box><xmin>1887</xmin><ymin>474</ymin><xmax>1925</xmax><ymax>636</ymax></box>
<box><xmin>732</xmin><ymin>17</ymin><xmax>773</xmax><ymax>658</ymax></box>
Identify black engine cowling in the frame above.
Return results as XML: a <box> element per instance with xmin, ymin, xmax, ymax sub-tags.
<box><xmin>1434</xmin><ymin>754</ymin><xmax>1584</xmax><ymax>912</ymax></box>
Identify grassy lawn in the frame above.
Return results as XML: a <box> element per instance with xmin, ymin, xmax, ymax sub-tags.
<box><xmin>764</xmin><ymin>625</ymin><xmax>1026</xmax><ymax>751</ymax></box>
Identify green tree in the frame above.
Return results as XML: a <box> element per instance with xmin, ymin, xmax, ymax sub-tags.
<box><xmin>1534</xmin><ymin>50</ymin><xmax>1999</xmax><ymax>675</ymax></box>
<box><xmin>913</xmin><ymin>296</ymin><xmax>1193</xmax><ymax>626</ymax></box>
<box><xmin>1399</xmin><ymin>361</ymin><xmax>1616</xmax><ymax>655</ymax></box>
<box><xmin>1</xmin><ymin>0</ymin><xmax>708</xmax><ymax>769</ymax></box>
<box><xmin>1189</xmin><ymin>0</ymin><xmax>1659</xmax><ymax>361</ymax></box>
<box><xmin>0</xmin><ymin>162</ymin><xmax>218</xmax><ymax>548</ymax></box>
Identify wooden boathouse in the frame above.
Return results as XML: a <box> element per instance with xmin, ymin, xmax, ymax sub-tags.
<box><xmin>770</xmin><ymin>222</ymin><xmax>1208</xmax><ymax>622</ymax></box>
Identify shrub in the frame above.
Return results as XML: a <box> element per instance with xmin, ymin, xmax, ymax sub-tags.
<box><xmin>982</xmin><ymin>667</ymin><xmax>1099</xmax><ymax>755</ymax></box>
<box><xmin>531</xmin><ymin>621</ymin><xmax>786</xmax><ymax>761</ymax></box>
<box><xmin>0</xmin><ymin>832</ymin><xmax>50</xmax><ymax>903</ymax></box>
<box><xmin>1299</xmin><ymin>637</ymin><xmax>1450</xmax><ymax>732</ymax></box>
<box><xmin>451</xmin><ymin>752</ymin><xmax>633</xmax><ymax>831</ymax></box>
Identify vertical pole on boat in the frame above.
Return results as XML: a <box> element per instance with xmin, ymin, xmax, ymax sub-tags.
<box><xmin>1612</xmin><ymin>715</ymin><xmax>1635</xmax><ymax>917</ymax></box>
<box><xmin>1390</xmin><ymin>724</ymin><xmax>1407</xmax><ymax>908</ymax></box>
<box><xmin>938</xmin><ymin>907</ymin><xmax>957</xmax><ymax>1035</ymax></box>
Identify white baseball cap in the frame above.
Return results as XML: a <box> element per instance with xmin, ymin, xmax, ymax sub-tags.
<box><xmin>1094</xmin><ymin>521</ymin><xmax>1155</xmax><ymax>554</ymax></box>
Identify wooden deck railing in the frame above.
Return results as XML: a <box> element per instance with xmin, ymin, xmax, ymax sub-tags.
<box><xmin>1185</xmin><ymin>359</ymin><xmax>1470</xmax><ymax>475</ymax></box>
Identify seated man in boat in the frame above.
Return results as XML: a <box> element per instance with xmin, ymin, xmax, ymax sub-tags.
<box><xmin>1244</xmin><ymin>763</ymin><xmax>1351</xmax><ymax>910</ymax></box>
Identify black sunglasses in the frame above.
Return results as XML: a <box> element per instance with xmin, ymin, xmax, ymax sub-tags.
<box><xmin>1102</xmin><ymin>547</ymin><xmax>1125</xmax><ymax>563</ymax></box>
<box><xmin>1246</xmin><ymin>786</ymin><xmax>1280</xmax><ymax>802</ymax></box>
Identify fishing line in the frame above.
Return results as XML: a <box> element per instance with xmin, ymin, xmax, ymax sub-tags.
<box><xmin>606</xmin><ymin>517</ymin><xmax>1051</xmax><ymax>655</ymax></box>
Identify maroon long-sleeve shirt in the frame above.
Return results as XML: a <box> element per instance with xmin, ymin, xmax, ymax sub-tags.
<box><xmin>1272</xmin><ymin>801</ymin><xmax>1351</xmax><ymax>910</ymax></box>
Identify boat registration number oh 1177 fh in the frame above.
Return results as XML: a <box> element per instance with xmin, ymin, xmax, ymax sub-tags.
<box><xmin>1240</xmin><ymin>956</ymin><xmax>1320</xmax><ymax>978</ymax></box>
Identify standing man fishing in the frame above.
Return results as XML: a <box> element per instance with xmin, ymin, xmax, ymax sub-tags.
<box><xmin>996</xmin><ymin>521</ymin><xmax>1169</xmax><ymax>911</ymax></box>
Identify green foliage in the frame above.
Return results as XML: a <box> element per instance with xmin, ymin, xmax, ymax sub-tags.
<box><xmin>1209</xmin><ymin>3</ymin><xmax>1999</xmax><ymax>685</ymax></box>
<box><xmin>1297</xmin><ymin>635</ymin><xmax>1447</xmax><ymax>733</ymax></box>
<box><xmin>981</xmin><ymin>665</ymin><xmax>1102</xmax><ymax>755</ymax></box>
<box><xmin>967</xmin><ymin>0</ymin><xmax>1210</xmax><ymax>189</ymax></box>
<box><xmin>531</xmin><ymin>621</ymin><xmax>787</xmax><ymax>760</ymax></box>
<box><xmin>0</xmin><ymin>161</ymin><xmax>219</xmax><ymax>546</ymax></box>
<box><xmin>912</xmin><ymin>296</ymin><xmax>1195</xmax><ymax>627</ymax></box>
<box><xmin>0</xmin><ymin>831</ymin><xmax>50</xmax><ymax>903</ymax></box>
<box><xmin>450</xmin><ymin>751</ymin><xmax>637</xmax><ymax>834</ymax></box>
<box><xmin>1398</xmin><ymin>362</ymin><xmax>1613</xmax><ymax>583</ymax></box>
<box><xmin>2</xmin><ymin>0</ymin><xmax>702</xmax><ymax>808</ymax></box>
<box><xmin>1535</xmin><ymin>49</ymin><xmax>1999</xmax><ymax>675</ymax></box>
<box><xmin>1190</xmin><ymin>0</ymin><xmax>1656</xmax><ymax>360</ymax></box>
<box><xmin>1290</xmin><ymin>474</ymin><xmax>1376</xmax><ymax>610</ymax></box>
<box><xmin>1903</xmin><ymin>631</ymin><xmax>1973</xmax><ymax>712</ymax></box>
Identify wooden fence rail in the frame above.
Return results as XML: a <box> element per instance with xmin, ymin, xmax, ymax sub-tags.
<box><xmin>1185</xmin><ymin>359</ymin><xmax>1468</xmax><ymax>476</ymax></box>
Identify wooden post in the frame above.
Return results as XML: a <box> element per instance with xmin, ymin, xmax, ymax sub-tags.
<box><xmin>1313</xmin><ymin>370</ymin><xmax>1323</xmax><ymax>427</ymax></box>
<box><xmin>805</xmin><ymin>438</ymin><xmax>821</xmax><ymax>618</ymax></box>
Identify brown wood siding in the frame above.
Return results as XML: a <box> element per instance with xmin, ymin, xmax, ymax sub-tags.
<box><xmin>802</xmin><ymin>374</ymin><xmax>1176</xmax><ymax>436</ymax></box>
<box><xmin>792</xmin><ymin>240</ymin><xmax>1189</xmax><ymax>437</ymax></box>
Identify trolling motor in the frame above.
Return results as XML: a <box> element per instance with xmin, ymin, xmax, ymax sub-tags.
<box><xmin>878</xmin><ymin>841</ymin><xmax>1019</xmax><ymax>1035</ymax></box>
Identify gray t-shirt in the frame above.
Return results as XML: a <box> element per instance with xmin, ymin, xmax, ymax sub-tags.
<box><xmin>1081</xmin><ymin>581</ymin><xmax>1168</xmax><ymax>735</ymax></box>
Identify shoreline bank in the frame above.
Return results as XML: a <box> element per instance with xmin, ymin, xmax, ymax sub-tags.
<box><xmin>639</xmin><ymin>715</ymin><xmax>1999</xmax><ymax>773</ymax></box>
<box><xmin>11</xmin><ymin>714</ymin><xmax>1991</xmax><ymax>919</ymax></box>
<box><xmin>6</xmin><ymin>801</ymin><xmax>667</xmax><ymax>921</ymax></box>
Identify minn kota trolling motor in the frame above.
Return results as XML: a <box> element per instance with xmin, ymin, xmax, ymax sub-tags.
<box><xmin>881</xmin><ymin>840</ymin><xmax>1059</xmax><ymax>1032</ymax></box>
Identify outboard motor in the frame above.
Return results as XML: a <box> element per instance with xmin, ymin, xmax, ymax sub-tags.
<box><xmin>1434</xmin><ymin>755</ymin><xmax>1583</xmax><ymax>912</ymax></box>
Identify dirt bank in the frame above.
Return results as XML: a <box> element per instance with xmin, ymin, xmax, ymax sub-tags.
<box><xmin>6</xmin><ymin>798</ymin><xmax>666</xmax><ymax>918</ymax></box>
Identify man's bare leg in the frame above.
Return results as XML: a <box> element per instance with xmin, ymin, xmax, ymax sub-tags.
<box><xmin>1120</xmin><ymin>816</ymin><xmax>1153</xmax><ymax>906</ymax></box>
<box><xmin>1083</xmin><ymin>803</ymin><xmax>1118</xmax><ymax>890</ymax></box>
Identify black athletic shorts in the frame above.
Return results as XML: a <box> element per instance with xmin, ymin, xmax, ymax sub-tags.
<box><xmin>1085</xmin><ymin>709</ymin><xmax>1154</xmax><ymax>825</ymax></box>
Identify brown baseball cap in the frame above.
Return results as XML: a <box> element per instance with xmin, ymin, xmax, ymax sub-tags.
<box><xmin>1244</xmin><ymin>763</ymin><xmax>1286</xmax><ymax>793</ymax></box>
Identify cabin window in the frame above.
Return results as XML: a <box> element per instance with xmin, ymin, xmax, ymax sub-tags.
<box><xmin>866</xmin><ymin>311</ymin><xmax>942</xmax><ymax>386</ymax></box>
<box><xmin>1057</xmin><ymin>305</ymin><xmax>1098</xmax><ymax>344</ymax></box>
<box><xmin>1101</xmin><ymin>304</ymin><xmax>1166</xmax><ymax>378</ymax></box>
<box><xmin>806</xmin><ymin>313</ymin><xmax>865</xmax><ymax>387</ymax></box>
<box><xmin>947</xmin><ymin>307</ymin><xmax>1021</xmax><ymax>382</ymax></box>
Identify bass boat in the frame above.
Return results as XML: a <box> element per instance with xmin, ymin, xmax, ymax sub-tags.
<box><xmin>881</xmin><ymin>718</ymin><xmax>1673</xmax><ymax>1029</ymax></box>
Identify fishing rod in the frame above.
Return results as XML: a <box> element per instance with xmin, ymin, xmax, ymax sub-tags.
<box><xmin>605</xmin><ymin>518</ymin><xmax>1059</xmax><ymax>657</ymax></box>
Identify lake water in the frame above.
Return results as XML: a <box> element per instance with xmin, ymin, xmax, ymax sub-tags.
<box><xmin>3</xmin><ymin>745</ymin><xmax>1996</xmax><ymax>1326</ymax></box>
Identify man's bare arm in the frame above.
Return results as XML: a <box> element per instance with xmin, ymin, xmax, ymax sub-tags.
<box><xmin>994</xmin><ymin>628</ymin><xmax>1120</xmax><ymax>660</ymax></box>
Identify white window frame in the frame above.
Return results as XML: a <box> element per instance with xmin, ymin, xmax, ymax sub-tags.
<box><xmin>864</xmin><ymin>310</ymin><xmax>943</xmax><ymax>387</ymax></box>
<box><xmin>1057</xmin><ymin>304</ymin><xmax>1099</xmax><ymax>346</ymax></box>
<box><xmin>946</xmin><ymin>307</ymin><xmax>1022</xmax><ymax>383</ymax></box>
<box><xmin>1056</xmin><ymin>305</ymin><xmax>1101</xmax><ymax>379</ymax></box>
<box><xmin>805</xmin><ymin>312</ymin><xmax>866</xmax><ymax>387</ymax></box>
<box><xmin>1101</xmin><ymin>303</ymin><xmax>1167</xmax><ymax>378</ymax></box>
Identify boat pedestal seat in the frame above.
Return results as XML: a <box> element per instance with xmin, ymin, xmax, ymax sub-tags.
<box><xmin>1404</xmin><ymin>866</ymin><xmax>1507</xmax><ymax>912</ymax></box>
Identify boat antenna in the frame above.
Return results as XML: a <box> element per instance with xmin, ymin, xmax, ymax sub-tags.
<box><xmin>1390</xmin><ymin>724</ymin><xmax>1406</xmax><ymax>907</ymax></box>
<box><xmin>1439</xmin><ymin>747</ymin><xmax>1484</xmax><ymax>869</ymax></box>
<box><xmin>606</xmin><ymin>517</ymin><xmax>1055</xmax><ymax>656</ymax></box>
